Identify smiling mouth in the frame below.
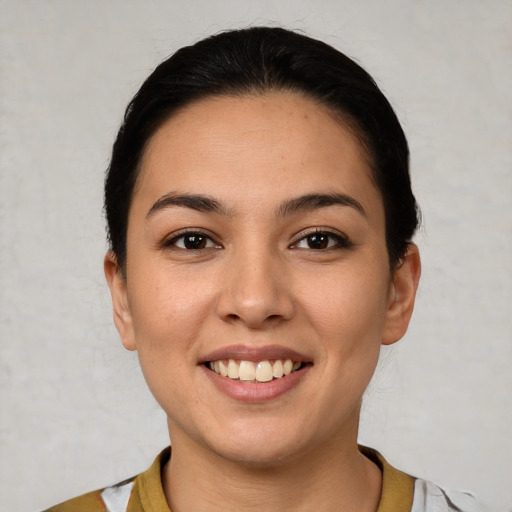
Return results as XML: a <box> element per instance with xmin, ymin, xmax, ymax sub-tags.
<box><xmin>206</xmin><ymin>359</ymin><xmax>308</xmax><ymax>383</ymax></box>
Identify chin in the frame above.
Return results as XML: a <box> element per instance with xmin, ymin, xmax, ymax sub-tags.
<box><xmin>200</xmin><ymin>419</ymin><xmax>314</xmax><ymax>468</ymax></box>
<box><xmin>213</xmin><ymin>440</ymin><xmax>304</xmax><ymax>468</ymax></box>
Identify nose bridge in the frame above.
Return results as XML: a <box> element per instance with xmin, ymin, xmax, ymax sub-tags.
<box><xmin>218</xmin><ymin>238</ymin><xmax>294</xmax><ymax>327</ymax></box>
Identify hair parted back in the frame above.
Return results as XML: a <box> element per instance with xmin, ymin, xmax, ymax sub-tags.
<box><xmin>105</xmin><ymin>26</ymin><xmax>419</xmax><ymax>271</ymax></box>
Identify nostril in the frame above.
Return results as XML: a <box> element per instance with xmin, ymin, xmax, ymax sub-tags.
<box><xmin>223</xmin><ymin>312</ymin><xmax>286</xmax><ymax>327</ymax></box>
<box><xmin>216</xmin><ymin>281</ymin><xmax>295</xmax><ymax>327</ymax></box>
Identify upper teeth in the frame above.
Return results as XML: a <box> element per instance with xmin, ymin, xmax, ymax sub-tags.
<box><xmin>209</xmin><ymin>359</ymin><xmax>302</xmax><ymax>382</ymax></box>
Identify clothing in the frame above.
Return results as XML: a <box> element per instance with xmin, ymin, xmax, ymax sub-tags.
<box><xmin>43</xmin><ymin>446</ymin><xmax>483</xmax><ymax>512</ymax></box>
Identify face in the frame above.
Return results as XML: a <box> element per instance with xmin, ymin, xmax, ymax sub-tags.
<box><xmin>105</xmin><ymin>93</ymin><xmax>419</xmax><ymax>466</ymax></box>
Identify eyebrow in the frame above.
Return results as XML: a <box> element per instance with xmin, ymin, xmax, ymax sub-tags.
<box><xmin>146</xmin><ymin>191</ymin><xmax>366</xmax><ymax>220</ymax></box>
<box><xmin>146</xmin><ymin>192</ymin><xmax>230</xmax><ymax>219</ymax></box>
<box><xmin>277</xmin><ymin>193</ymin><xmax>366</xmax><ymax>218</ymax></box>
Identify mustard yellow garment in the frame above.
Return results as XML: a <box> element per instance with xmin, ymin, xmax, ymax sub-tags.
<box><xmin>44</xmin><ymin>446</ymin><xmax>414</xmax><ymax>512</ymax></box>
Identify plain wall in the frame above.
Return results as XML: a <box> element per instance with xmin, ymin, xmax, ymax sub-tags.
<box><xmin>0</xmin><ymin>1</ymin><xmax>511</xmax><ymax>510</ymax></box>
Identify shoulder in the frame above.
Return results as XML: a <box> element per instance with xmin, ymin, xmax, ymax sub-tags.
<box><xmin>360</xmin><ymin>446</ymin><xmax>486</xmax><ymax>512</ymax></box>
<box><xmin>42</xmin><ymin>488</ymin><xmax>107</xmax><ymax>512</ymax></box>
<box><xmin>42</xmin><ymin>478</ymin><xmax>136</xmax><ymax>512</ymax></box>
<box><xmin>41</xmin><ymin>448</ymin><xmax>170</xmax><ymax>512</ymax></box>
<box><xmin>411</xmin><ymin>478</ymin><xmax>485</xmax><ymax>512</ymax></box>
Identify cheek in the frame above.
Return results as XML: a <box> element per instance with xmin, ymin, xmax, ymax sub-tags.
<box><xmin>301</xmin><ymin>265</ymin><xmax>390</xmax><ymax>342</ymax></box>
<box><xmin>127</xmin><ymin>282</ymin><xmax>208</xmax><ymax>410</ymax></box>
<box><xmin>127</xmin><ymin>270</ymin><xmax>214</xmax><ymax>361</ymax></box>
<box><xmin>300</xmin><ymin>263</ymin><xmax>390</xmax><ymax>395</ymax></box>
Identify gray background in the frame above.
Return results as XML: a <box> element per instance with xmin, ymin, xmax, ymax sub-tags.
<box><xmin>0</xmin><ymin>1</ymin><xmax>511</xmax><ymax>510</ymax></box>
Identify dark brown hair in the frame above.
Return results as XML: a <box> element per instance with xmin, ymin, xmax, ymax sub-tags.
<box><xmin>105</xmin><ymin>26</ymin><xmax>419</xmax><ymax>270</ymax></box>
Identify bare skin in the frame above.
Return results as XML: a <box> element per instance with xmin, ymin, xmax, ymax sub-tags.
<box><xmin>164</xmin><ymin>414</ymin><xmax>382</xmax><ymax>512</ymax></box>
<box><xmin>105</xmin><ymin>92</ymin><xmax>420</xmax><ymax>512</ymax></box>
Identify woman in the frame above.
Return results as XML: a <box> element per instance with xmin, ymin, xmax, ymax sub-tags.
<box><xmin>45</xmin><ymin>27</ymin><xmax>482</xmax><ymax>512</ymax></box>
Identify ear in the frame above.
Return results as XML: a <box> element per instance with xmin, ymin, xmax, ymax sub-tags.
<box><xmin>104</xmin><ymin>251</ymin><xmax>137</xmax><ymax>351</ymax></box>
<box><xmin>382</xmin><ymin>243</ymin><xmax>421</xmax><ymax>346</ymax></box>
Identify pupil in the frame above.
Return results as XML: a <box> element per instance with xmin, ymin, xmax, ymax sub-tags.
<box><xmin>184</xmin><ymin>235</ymin><xmax>206</xmax><ymax>249</ymax></box>
<box><xmin>308</xmin><ymin>234</ymin><xmax>328</xmax><ymax>249</ymax></box>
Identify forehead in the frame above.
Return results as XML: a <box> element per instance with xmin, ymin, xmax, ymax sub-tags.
<box><xmin>135</xmin><ymin>92</ymin><xmax>382</xmax><ymax>218</ymax></box>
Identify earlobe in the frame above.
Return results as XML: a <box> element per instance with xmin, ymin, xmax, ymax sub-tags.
<box><xmin>382</xmin><ymin>243</ymin><xmax>421</xmax><ymax>346</ymax></box>
<box><xmin>104</xmin><ymin>252</ymin><xmax>137</xmax><ymax>351</ymax></box>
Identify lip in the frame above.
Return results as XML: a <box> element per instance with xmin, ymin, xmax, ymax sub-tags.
<box><xmin>199</xmin><ymin>344</ymin><xmax>312</xmax><ymax>403</ymax></box>
<box><xmin>199</xmin><ymin>344</ymin><xmax>310</xmax><ymax>364</ymax></box>
<box><xmin>202</xmin><ymin>364</ymin><xmax>311</xmax><ymax>402</ymax></box>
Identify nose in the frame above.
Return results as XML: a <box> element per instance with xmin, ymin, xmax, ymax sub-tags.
<box><xmin>216</xmin><ymin>247</ymin><xmax>295</xmax><ymax>329</ymax></box>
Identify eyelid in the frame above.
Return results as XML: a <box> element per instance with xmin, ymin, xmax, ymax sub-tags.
<box><xmin>289</xmin><ymin>227</ymin><xmax>353</xmax><ymax>249</ymax></box>
<box><xmin>161</xmin><ymin>228</ymin><xmax>222</xmax><ymax>249</ymax></box>
<box><xmin>160</xmin><ymin>227</ymin><xmax>351</xmax><ymax>250</ymax></box>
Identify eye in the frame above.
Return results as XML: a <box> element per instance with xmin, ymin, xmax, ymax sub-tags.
<box><xmin>291</xmin><ymin>230</ymin><xmax>352</xmax><ymax>250</ymax></box>
<box><xmin>165</xmin><ymin>231</ymin><xmax>221</xmax><ymax>250</ymax></box>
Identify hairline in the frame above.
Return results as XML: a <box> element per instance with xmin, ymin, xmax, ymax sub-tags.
<box><xmin>131</xmin><ymin>87</ymin><xmax>379</xmax><ymax>203</ymax></box>
<box><xmin>118</xmin><ymin>90</ymin><xmax>397</xmax><ymax>275</ymax></box>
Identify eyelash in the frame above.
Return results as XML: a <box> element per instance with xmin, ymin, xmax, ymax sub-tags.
<box><xmin>290</xmin><ymin>229</ymin><xmax>353</xmax><ymax>251</ymax></box>
<box><xmin>162</xmin><ymin>228</ymin><xmax>353</xmax><ymax>252</ymax></box>
<box><xmin>162</xmin><ymin>229</ymin><xmax>222</xmax><ymax>250</ymax></box>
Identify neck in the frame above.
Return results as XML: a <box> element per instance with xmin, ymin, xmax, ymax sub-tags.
<box><xmin>163</xmin><ymin>424</ymin><xmax>382</xmax><ymax>512</ymax></box>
